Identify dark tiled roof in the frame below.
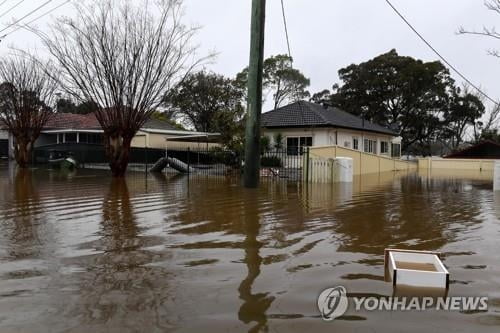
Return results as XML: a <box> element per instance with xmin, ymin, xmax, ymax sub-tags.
<box><xmin>261</xmin><ymin>101</ymin><xmax>398</xmax><ymax>136</ymax></box>
<box><xmin>444</xmin><ymin>140</ymin><xmax>500</xmax><ymax>159</ymax></box>
<box><xmin>142</xmin><ymin>118</ymin><xmax>178</xmax><ymax>131</ymax></box>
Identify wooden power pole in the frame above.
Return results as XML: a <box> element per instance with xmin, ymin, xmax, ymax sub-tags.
<box><xmin>243</xmin><ymin>0</ymin><xmax>266</xmax><ymax>188</ymax></box>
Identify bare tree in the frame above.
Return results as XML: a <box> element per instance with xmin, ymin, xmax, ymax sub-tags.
<box><xmin>36</xmin><ymin>0</ymin><xmax>207</xmax><ymax>176</ymax></box>
<box><xmin>458</xmin><ymin>1</ymin><xmax>500</xmax><ymax>142</ymax></box>
<box><xmin>459</xmin><ymin>0</ymin><xmax>500</xmax><ymax>56</ymax></box>
<box><xmin>0</xmin><ymin>53</ymin><xmax>58</xmax><ymax>168</ymax></box>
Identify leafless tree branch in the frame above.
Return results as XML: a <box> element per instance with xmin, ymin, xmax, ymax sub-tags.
<box><xmin>0</xmin><ymin>51</ymin><xmax>59</xmax><ymax>167</ymax></box>
<box><xmin>32</xmin><ymin>0</ymin><xmax>210</xmax><ymax>176</ymax></box>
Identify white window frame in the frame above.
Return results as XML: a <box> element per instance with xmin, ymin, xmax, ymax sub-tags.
<box><xmin>353</xmin><ymin>137</ymin><xmax>359</xmax><ymax>150</ymax></box>
<box><xmin>380</xmin><ymin>141</ymin><xmax>389</xmax><ymax>155</ymax></box>
<box><xmin>285</xmin><ymin>136</ymin><xmax>313</xmax><ymax>156</ymax></box>
<box><xmin>364</xmin><ymin>138</ymin><xmax>377</xmax><ymax>154</ymax></box>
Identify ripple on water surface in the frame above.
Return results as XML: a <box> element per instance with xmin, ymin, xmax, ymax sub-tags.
<box><xmin>0</xmin><ymin>165</ymin><xmax>499</xmax><ymax>332</ymax></box>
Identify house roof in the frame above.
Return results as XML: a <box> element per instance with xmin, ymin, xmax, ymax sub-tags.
<box><xmin>43</xmin><ymin>112</ymin><xmax>179</xmax><ymax>132</ymax></box>
<box><xmin>45</xmin><ymin>113</ymin><xmax>101</xmax><ymax>130</ymax></box>
<box><xmin>444</xmin><ymin>140</ymin><xmax>500</xmax><ymax>159</ymax></box>
<box><xmin>142</xmin><ymin>118</ymin><xmax>178</xmax><ymax>131</ymax></box>
<box><xmin>261</xmin><ymin>101</ymin><xmax>398</xmax><ymax>136</ymax></box>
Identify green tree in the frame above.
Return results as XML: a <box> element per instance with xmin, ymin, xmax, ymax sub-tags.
<box><xmin>442</xmin><ymin>85</ymin><xmax>485</xmax><ymax>149</ymax></box>
<box><xmin>237</xmin><ymin>54</ymin><xmax>310</xmax><ymax>109</ymax></box>
<box><xmin>56</xmin><ymin>98</ymin><xmax>98</xmax><ymax>115</ymax></box>
<box><xmin>316</xmin><ymin>50</ymin><xmax>461</xmax><ymax>154</ymax></box>
<box><xmin>150</xmin><ymin>111</ymin><xmax>186</xmax><ymax>130</ymax></box>
<box><xmin>480</xmin><ymin>129</ymin><xmax>500</xmax><ymax>142</ymax></box>
<box><xmin>165</xmin><ymin>71</ymin><xmax>245</xmax><ymax>148</ymax></box>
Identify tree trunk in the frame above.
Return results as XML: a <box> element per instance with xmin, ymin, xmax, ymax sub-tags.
<box><xmin>14</xmin><ymin>140</ymin><xmax>32</xmax><ymax>168</ymax></box>
<box><xmin>105</xmin><ymin>134</ymin><xmax>133</xmax><ymax>177</ymax></box>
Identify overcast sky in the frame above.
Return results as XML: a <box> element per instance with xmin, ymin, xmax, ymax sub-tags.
<box><xmin>1</xmin><ymin>0</ymin><xmax>500</xmax><ymax>113</ymax></box>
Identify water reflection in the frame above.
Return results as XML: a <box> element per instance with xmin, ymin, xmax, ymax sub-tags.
<box><xmin>60</xmin><ymin>178</ymin><xmax>173</xmax><ymax>331</ymax></box>
<box><xmin>238</xmin><ymin>190</ymin><xmax>274</xmax><ymax>333</ymax></box>
<box><xmin>4</xmin><ymin>170</ymin><xmax>41</xmax><ymax>260</ymax></box>
<box><xmin>0</xmin><ymin>165</ymin><xmax>498</xmax><ymax>332</ymax></box>
<box><xmin>299</xmin><ymin>172</ymin><xmax>485</xmax><ymax>255</ymax></box>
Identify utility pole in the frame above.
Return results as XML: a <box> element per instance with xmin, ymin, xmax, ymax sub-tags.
<box><xmin>243</xmin><ymin>0</ymin><xmax>266</xmax><ymax>188</ymax></box>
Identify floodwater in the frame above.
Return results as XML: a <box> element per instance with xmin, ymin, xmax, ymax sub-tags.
<box><xmin>0</xmin><ymin>162</ymin><xmax>499</xmax><ymax>333</ymax></box>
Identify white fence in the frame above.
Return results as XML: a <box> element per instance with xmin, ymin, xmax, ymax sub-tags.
<box><xmin>303</xmin><ymin>156</ymin><xmax>353</xmax><ymax>183</ymax></box>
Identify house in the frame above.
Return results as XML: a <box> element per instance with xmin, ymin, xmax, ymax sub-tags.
<box><xmin>37</xmin><ymin>113</ymin><xmax>219</xmax><ymax>150</ymax></box>
<box><xmin>444</xmin><ymin>140</ymin><xmax>500</xmax><ymax>159</ymax></box>
<box><xmin>2</xmin><ymin>113</ymin><xmax>219</xmax><ymax>160</ymax></box>
<box><xmin>261</xmin><ymin>101</ymin><xmax>402</xmax><ymax>157</ymax></box>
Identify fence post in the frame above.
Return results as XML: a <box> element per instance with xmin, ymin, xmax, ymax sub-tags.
<box><xmin>305</xmin><ymin>147</ymin><xmax>310</xmax><ymax>183</ymax></box>
<box><xmin>187</xmin><ymin>147</ymin><xmax>190</xmax><ymax>175</ymax></box>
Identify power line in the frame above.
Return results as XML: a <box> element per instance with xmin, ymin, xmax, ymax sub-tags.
<box><xmin>280</xmin><ymin>0</ymin><xmax>292</xmax><ymax>59</ymax></box>
<box><xmin>384</xmin><ymin>0</ymin><xmax>500</xmax><ymax>106</ymax></box>
<box><xmin>0</xmin><ymin>0</ymin><xmax>53</xmax><ymax>35</ymax></box>
<box><xmin>0</xmin><ymin>1</ymin><xmax>9</xmax><ymax>9</ymax></box>
<box><xmin>0</xmin><ymin>0</ymin><xmax>26</xmax><ymax>20</ymax></box>
<box><xmin>1</xmin><ymin>0</ymin><xmax>71</xmax><ymax>39</ymax></box>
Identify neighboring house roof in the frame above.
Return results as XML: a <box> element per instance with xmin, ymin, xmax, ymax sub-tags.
<box><xmin>444</xmin><ymin>140</ymin><xmax>500</xmax><ymax>159</ymax></box>
<box><xmin>261</xmin><ymin>101</ymin><xmax>398</xmax><ymax>136</ymax></box>
<box><xmin>42</xmin><ymin>112</ymin><xmax>183</xmax><ymax>133</ymax></box>
<box><xmin>45</xmin><ymin>113</ymin><xmax>101</xmax><ymax>130</ymax></box>
<box><xmin>142</xmin><ymin>118</ymin><xmax>178</xmax><ymax>131</ymax></box>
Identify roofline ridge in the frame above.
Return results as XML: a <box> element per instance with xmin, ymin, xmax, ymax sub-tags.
<box><xmin>307</xmin><ymin>101</ymin><xmax>336</xmax><ymax>126</ymax></box>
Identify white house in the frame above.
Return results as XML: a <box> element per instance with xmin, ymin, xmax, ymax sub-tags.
<box><xmin>1</xmin><ymin>113</ymin><xmax>220</xmax><ymax>160</ymax></box>
<box><xmin>261</xmin><ymin>101</ymin><xmax>402</xmax><ymax>157</ymax></box>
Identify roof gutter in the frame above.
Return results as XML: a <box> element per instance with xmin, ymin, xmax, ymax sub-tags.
<box><xmin>262</xmin><ymin>124</ymin><xmax>398</xmax><ymax>136</ymax></box>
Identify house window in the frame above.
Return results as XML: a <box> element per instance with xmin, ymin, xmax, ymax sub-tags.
<box><xmin>58</xmin><ymin>133</ymin><xmax>64</xmax><ymax>144</ymax></box>
<box><xmin>380</xmin><ymin>141</ymin><xmax>389</xmax><ymax>154</ymax></box>
<box><xmin>364</xmin><ymin>139</ymin><xmax>377</xmax><ymax>154</ymax></box>
<box><xmin>286</xmin><ymin>136</ymin><xmax>312</xmax><ymax>155</ymax></box>
<box><xmin>353</xmin><ymin>137</ymin><xmax>359</xmax><ymax>150</ymax></box>
<box><xmin>391</xmin><ymin>143</ymin><xmax>401</xmax><ymax>158</ymax></box>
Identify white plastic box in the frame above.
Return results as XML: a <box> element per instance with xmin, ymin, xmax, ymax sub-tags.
<box><xmin>333</xmin><ymin>157</ymin><xmax>353</xmax><ymax>183</ymax></box>
<box><xmin>384</xmin><ymin>249</ymin><xmax>449</xmax><ymax>289</ymax></box>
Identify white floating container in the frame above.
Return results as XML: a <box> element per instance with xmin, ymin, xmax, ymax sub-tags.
<box><xmin>333</xmin><ymin>157</ymin><xmax>353</xmax><ymax>183</ymax></box>
<box><xmin>384</xmin><ymin>249</ymin><xmax>449</xmax><ymax>289</ymax></box>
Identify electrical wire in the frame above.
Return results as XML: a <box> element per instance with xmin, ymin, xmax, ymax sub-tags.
<box><xmin>1</xmin><ymin>0</ymin><xmax>71</xmax><ymax>40</ymax></box>
<box><xmin>0</xmin><ymin>0</ymin><xmax>26</xmax><ymax>20</ymax></box>
<box><xmin>0</xmin><ymin>0</ymin><xmax>53</xmax><ymax>34</ymax></box>
<box><xmin>0</xmin><ymin>1</ymin><xmax>9</xmax><ymax>9</ymax></box>
<box><xmin>280</xmin><ymin>0</ymin><xmax>292</xmax><ymax>59</ymax></box>
<box><xmin>384</xmin><ymin>0</ymin><xmax>500</xmax><ymax>106</ymax></box>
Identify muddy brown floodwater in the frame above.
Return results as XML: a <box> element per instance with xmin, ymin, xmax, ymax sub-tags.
<box><xmin>0</xmin><ymin>162</ymin><xmax>499</xmax><ymax>333</ymax></box>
